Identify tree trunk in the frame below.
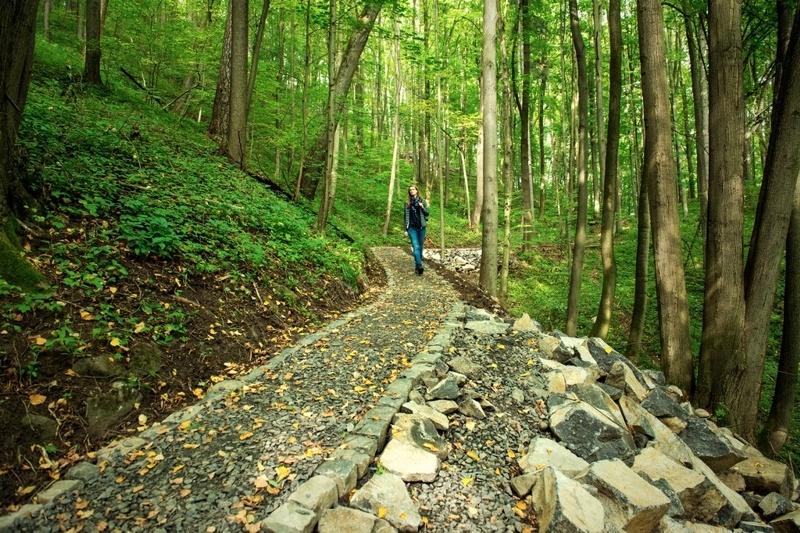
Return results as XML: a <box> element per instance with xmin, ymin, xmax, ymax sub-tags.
<box><xmin>592</xmin><ymin>0</ymin><xmax>605</xmax><ymax>216</ymax></box>
<box><xmin>538</xmin><ymin>59</ymin><xmax>547</xmax><ymax>218</ymax></box>
<box><xmin>565</xmin><ymin>0</ymin><xmax>589</xmax><ymax>336</ymax></box>
<box><xmin>472</xmin><ymin>80</ymin><xmax>485</xmax><ymax>228</ymax></box>
<box><xmin>84</xmin><ymin>0</ymin><xmax>102</xmax><ymax>84</ymax></box>
<box><xmin>479</xmin><ymin>0</ymin><xmax>499</xmax><ymax>297</ymax></box>
<box><xmin>43</xmin><ymin>0</ymin><xmax>51</xmax><ymax>41</ymax></box>
<box><xmin>590</xmin><ymin>0</ymin><xmax>620</xmax><ymax>339</ymax></box>
<box><xmin>732</xmin><ymin>4</ymin><xmax>800</xmax><ymax>440</ymax></box>
<box><xmin>246</xmin><ymin>0</ymin><xmax>271</xmax><ymax>118</ymax></box>
<box><xmin>294</xmin><ymin>0</ymin><xmax>312</xmax><ymax>199</ymax></box>
<box><xmin>383</xmin><ymin>22</ymin><xmax>402</xmax><ymax>237</ymax></box>
<box><xmin>226</xmin><ymin>0</ymin><xmax>248</xmax><ymax>166</ymax></box>
<box><xmin>0</xmin><ymin>1</ymin><xmax>43</xmax><ymax>289</ymax></box>
<box><xmin>499</xmin><ymin>8</ymin><xmax>513</xmax><ymax>301</ymax></box>
<box><xmin>627</xmin><ymin>155</ymin><xmax>650</xmax><ymax>359</ymax></box>
<box><xmin>637</xmin><ymin>0</ymin><xmax>694</xmax><ymax>393</ymax></box>
<box><xmin>761</xmin><ymin>0</ymin><xmax>797</xmax><ymax>457</ymax></box>
<box><xmin>696</xmin><ymin>0</ymin><xmax>746</xmax><ymax>409</ymax></box>
<box><xmin>519</xmin><ymin>0</ymin><xmax>535</xmax><ymax>250</ymax></box>
<box><xmin>298</xmin><ymin>3</ymin><xmax>382</xmax><ymax>199</ymax></box>
<box><xmin>317</xmin><ymin>0</ymin><xmax>338</xmax><ymax>231</ymax></box>
<box><xmin>209</xmin><ymin>6</ymin><xmax>233</xmax><ymax>145</ymax></box>
<box><xmin>684</xmin><ymin>14</ymin><xmax>709</xmax><ymax>236</ymax></box>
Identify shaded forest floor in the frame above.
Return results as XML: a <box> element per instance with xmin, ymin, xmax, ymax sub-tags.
<box><xmin>1</xmin><ymin>43</ymin><xmax>382</xmax><ymax>510</ymax></box>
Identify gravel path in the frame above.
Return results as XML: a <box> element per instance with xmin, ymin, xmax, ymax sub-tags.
<box><xmin>11</xmin><ymin>247</ymin><xmax>460</xmax><ymax>532</ymax></box>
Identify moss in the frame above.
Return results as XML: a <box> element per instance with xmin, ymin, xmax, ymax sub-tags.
<box><xmin>0</xmin><ymin>221</ymin><xmax>46</xmax><ymax>292</ymax></box>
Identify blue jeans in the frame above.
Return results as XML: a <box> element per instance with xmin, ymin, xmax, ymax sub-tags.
<box><xmin>408</xmin><ymin>227</ymin><xmax>426</xmax><ymax>269</ymax></box>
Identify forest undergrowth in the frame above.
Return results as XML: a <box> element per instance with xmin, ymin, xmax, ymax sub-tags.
<box><xmin>0</xmin><ymin>43</ymin><xmax>381</xmax><ymax>510</ymax></box>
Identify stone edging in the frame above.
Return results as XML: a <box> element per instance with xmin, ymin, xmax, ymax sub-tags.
<box><xmin>0</xmin><ymin>249</ymin><xmax>407</xmax><ymax>531</ymax></box>
<box><xmin>261</xmin><ymin>300</ymin><xmax>466</xmax><ymax>532</ymax></box>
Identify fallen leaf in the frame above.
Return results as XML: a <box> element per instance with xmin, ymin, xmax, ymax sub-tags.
<box><xmin>134</xmin><ymin>322</ymin><xmax>146</xmax><ymax>333</ymax></box>
<box><xmin>377</xmin><ymin>507</ymin><xmax>388</xmax><ymax>519</ymax></box>
<box><xmin>76</xmin><ymin>509</ymin><xmax>94</xmax><ymax>519</ymax></box>
<box><xmin>254</xmin><ymin>475</ymin><xmax>269</xmax><ymax>489</ymax></box>
<box><xmin>80</xmin><ymin>310</ymin><xmax>94</xmax><ymax>321</ymax></box>
<box><xmin>110</xmin><ymin>337</ymin><xmax>121</xmax><ymax>347</ymax></box>
<box><xmin>132</xmin><ymin>485</ymin><xmax>144</xmax><ymax>493</ymax></box>
<box><xmin>171</xmin><ymin>464</ymin><xmax>185</xmax><ymax>473</ymax></box>
<box><xmin>465</xmin><ymin>420</ymin><xmax>476</xmax><ymax>431</ymax></box>
<box><xmin>115</xmin><ymin>475</ymin><xmax>125</xmax><ymax>484</ymax></box>
<box><xmin>466</xmin><ymin>450</ymin><xmax>481</xmax><ymax>462</ymax></box>
<box><xmin>461</xmin><ymin>476</ymin><xmax>474</xmax><ymax>487</ymax></box>
<box><xmin>34</xmin><ymin>336</ymin><xmax>47</xmax><ymax>346</ymax></box>
<box><xmin>507</xmin><ymin>449</ymin><xmax>516</xmax><ymax>459</ymax></box>
<box><xmin>192</xmin><ymin>388</ymin><xmax>204</xmax><ymax>399</ymax></box>
<box><xmin>180</xmin><ymin>488</ymin><xmax>192</xmax><ymax>497</ymax></box>
<box><xmin>65</xmin><ymin>369</ymin><xmax>79</xmax><ymax>377</ymax></box>
<box><xmin>275</xmin><ymin>465</ymin><xmax>291</xmax><ymax>481</ymax></box>
<box><xmin>29</xmin><ymin>393</ymin><xmax>46</xmax><ymax>406</ymax></box>
<box><xmin>138</xmin><ymin>414</ymin><xmax>148</xmax><ymax>426</ymax></box>
<box><xmin>17</xmin><ymin>485</ymin><xmax>36</xmax><ymax>496</ymax></box>
<box><xmin>239</xmin><ymin>431</ymin><xmax>254</xmax><ymax>441</ymax></box>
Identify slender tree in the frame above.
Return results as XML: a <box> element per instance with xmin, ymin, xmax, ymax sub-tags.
<box><xmin>227</xmin><ymin>0</ymin><xmax>248</xmax><ymax>166</ymax></box>
<box><xmin>84</xmin><ymin>0</ymin><xmax>102</xmax><ymax>84</ymax></box>
<box><xmin>636</xmin><ymin>0</ymin><xmax>693</xmax><ymax>392</ymax></box>
<box><xmin>209</xmin><ymin>6</ymin><xmax>233</xmax><ymax>145</ymax></box>
<box><xmin>383</xmin><ymin>22</ymin><xmax>402</xmax><ymax>236</ymax></box>
<box><xmin>518</xmin><ymin>0</ymin><xmax>535</xmax><ymax>248</ymax></box>
<box><xmin>499</xmin><ymin>7</ymin><xmax>513</xmax><ymax>301</ymax></box>
<box><xmin>479</xmin><ymin>0</ymin><xmax>499</xmax><ymax>297</ymax></box>
<box><xmin>591</xmin><ymin>0</ymin><xmax>621</xmax><ymax>338</ymax></box>
<box><xmin>317</xmin><ymin>0</ymin><xmax>338</xmax><ymax>231</ymax></box>
<box><xmin>565</xmin><ymin>0</ymin><xmax>589</xmax><ymax>336</ymax></box>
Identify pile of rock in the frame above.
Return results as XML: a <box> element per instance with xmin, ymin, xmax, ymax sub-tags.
<box><xmin>515</xmin><ymin>331</ymin><xmax>799</xmax><ymax>532</ymax></box>
<box><xmin>423</xmin><ymin>248</ymin><xmax>482</xmax><ymax>273</ymax></box>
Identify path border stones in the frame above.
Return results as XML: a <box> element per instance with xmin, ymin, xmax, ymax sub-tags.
<box><xmin>261</xmin><ymin>301</ymin><xmax>466</xmax><ymax>533</ymax></box>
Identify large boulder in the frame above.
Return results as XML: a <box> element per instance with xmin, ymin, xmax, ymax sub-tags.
<box><xmin>447</xmin><ymin>356</ymin><xmax>481</xmax><ymax>378</ymax></box>
<box><xmin>512</xmin><ymin>313</ymin><xmax>541</xmax><ymax>333</ymax></box>
<box><xmin>532</xmin><ymin>466</ymin><xmax>605</xmax><ymax>532</ymax></box>
<box><xmin>425</xmin><ymin>375</ymin><xmax>460</xmax><ymax>401</ymax></box>
<box><xmin>129</xmin><ymin>342</ymin><xmax>163</xmax><ymax>376</ymax></box>
<box><xmin>350</xmin><ymin>473</ymin><xmax>421</xmax><ymax>532</ymax></box>
<box><xmin>771</xmin><ymin>509</ymin><xmax>800</xmax><ymax>532</ymax></box>
<box><xmin>73</xmin><ymin>355</ymin><xmax>124</xmax><ymax>377</ymax></box>
<box><xmin>400</xmin><ymin>402</ymin><xmax>449</xmax><ymax>430</ymax></box>
<box><xmin>580</xmin><ymin>459</ymin><xmax>671</xmax><ymax>532</ymax></box>
<box><xmin>641</xmin><ymin>388</ymin><xmax>688</xmax><ymax>420</ymax></box>
<box><xmin>20</xmin><ymin>414</ymin><xmax>58</xmax><ymax>441</ymax></box>
<box><xmin>318</xmin><ymin>507</ymin><xmax>376</xmax><ymax>533</ymax></box>
<box><xmin>391</xmin><ymin>414</ymin><xmax>449</xmax><ymax>459</ymax></box>
<box><xmin>678</xmin><ymin>417</ymin><xmax>747</xmax><ymax>473</ymax></box>
<box><xmin>518</xmin><ymin>437</ymin><xmax>590</xmax><ymax>478</ymax></box>
<box><xmin>606</xmin><ymin>360</ymin><xmax>649</xmax><ymax>402</ymax></box>
<box><xmin>572</xmin><ymin>383</ymin><xmax>627</xmax><ymax>429</ymax></box>
<box><xmin>733</xmin><ymin>457</ymin><xmax>796</xmax><ymax>500</ymax></box>
<box><xmin>549</xmin><ymin>398</ymin><xmax>635</xmax><ymax>463</ymax></box>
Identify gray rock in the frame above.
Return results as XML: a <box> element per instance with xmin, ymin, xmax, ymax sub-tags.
<box><xmin>538</xmin><ymin>335</ymin><xmax>561</xmax><ymax>359</ymax></box>
<box><xmin>719</xmin><ymin>469</ymin><xmax>747</xmax><ymax>493</ymax></box>
<box><xmin>354</xmin><ymin>406</ymin><xmax>396</xmax><ymax>451</ymax></box>
<box><xmin>20</xmin><ymin>414</ymin><xmax>58</xmax><ymax>440</ymax></box>
<box><xmin>288</xmin><ymin>475</ymin><xmax>338</xmax><ymax>514</ymax></box>
<box><xmin>65</xmin><ymin>462</ymin><xmax>99</xmax><ymax>482</ymax></box>
<box><xmin>572</xmin><ymin>383</ymin><xmax>627</xmax><ymax>429</ymax></box>
<box><xmin>465</xmin><ymin>320</ymin><xmax>509</xmax><ymax>335</ymax></box>
<box><xmin>426</xmin><ymin>400</ymin><xmax>458</xmax><ymax>415</ymax></box>
<box><xmin>391</xmin><ymin>414</ymin><xmax>449</xmax><ymax>459</ymax></box>
<box><xmin>72</xmin><ymin>355</ymin><xmax>124</xmax><ymax>377</ymax></box>
<box><xmin>759</xmin><ymin>493</ymin><xmax>794</xmax><ymax>520</ymax></box>
<box><xmin>263</xmin><ymin>501</ymin><xmax>318</xmax><ymax>533</ymax></box>
<box><xmin>606</xmin><ymin>360</ymin><xmax>649</xmax><ymax>402</ymax></box>
<box><xmin>678</xmin><ymin>417</ymin><xmax>747</xmax><ymax>473</ymax></box>
<box><xmin>379</xmin><ymin>439</ymin><xmax>439</xmax><ymax>482</ymax></box>
<box><xmin>316</xmin><ymin>459</ymin><xmax>358</xmax><ymax>498</ymax></box>
<box><xmin>458</xmin><ymin>398</ymin><xmax>486</xmax><ymax>420</ymax></box>
<box><xmin>597</xmin><ymin>382</ymin><xmax>623</xmax><ymax>401</ymax></box>
<box><xmin>425</xmin><ymin>375</ymin><xmax>460</xmax><ymax>400</ymax></box>
<box><xmin>511</xmin><ymin>388</ymin><xmax>525</xmax><ymax>404</ymax></box>
<box><xmin>510</xmin><ymin>473</ymin><xmax>537</xmax><ymax>497</ymax></box>
<box><xmin>206</xmin><ymin>379</ymin><xmax>243</xmax><ymax>399</ymax></box>
<box><xmin>372</xmin><ymin>518</ymin><xmax>398</xmax><ymax>533</ymax></box>
<box><xmin>549</xmin><ymin>399</ymin><xmax>635</xmax><ymax>463</ymax></box>
<box><xmin>318</xmin><ymin>507</ymin><xmax>376</xmax><ymax>533</ymax></box>
<box><xmin>34</xmin><ymin>479</ymin><xmax>83</xmax><ymax>504</ymax></box>
<box><xmin>643</xmin><ymin>369</ymin><xmax>666</xmax><ymax>386</ymax></box>
<box><xmin>447</xmin><ymin>356</ymin><xmax>482</xmax><ymax>378</ymax></box>
<box><xmin>129</xmin><ymin>342</ymin><xmax>163</xmax><ymax>376</ymax></box>
<box><xmin>351</xmin><ymin>473</ymin><xmax>421</xmax><ymax>532</ymax></box>
<box><xmin>519</xmin><ymin>437</ymin><xmax>590</xmax><ymax>478</ymax></box>
<box><xmin>532</xmin><ymin>466</ymin><xmax>605</xmax><ymax>532</ymax></box>
<box><xmin>400</xmin><ymin>402</ymin><xmax>449</xmax><ymax>430</ymax></box>
<box><xmin>86</xmin><ymin>383</ymin><xmax>142</xmax><ymax>437</ymax></box>
<box><xmin>408</xmin><ymin>390</ymin><xmax>425</xmax><ymax>404</ymax></box>
<box><xmin>641</xmin><ymin>388</ymin><xmax>688</xmax><ymax>420</ymax></box>
<box><xmin>465</xmin><ymin>307</ymin><xmax>496</xmax><ymax>321</ymax></box>
<box><xmin>0</xmin><ymin>504</ymin><xmax>43</xmax><ymax>530</ymax></box>
<box><xmin>330</xmin><ymin>448</ymin><xmax>372</xmax><ymax>478</ymax></box>
<box><xmin>580</xmin><ymin>459</ymin><xmax>670</xmax><ymax>531</ymax></box>
<box><xmin>738</xmin><ymin>520</ymin><xmax>775</xmax><ymax>532</ymax></box>
<box><xmin>339</xmin><ymin>434</ymin><xmax>379</xmax><ymax>457</ymax></box>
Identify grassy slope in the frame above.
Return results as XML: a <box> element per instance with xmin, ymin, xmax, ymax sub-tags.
<box><xmin>0</xmin><ymin>42</ymin><xmax>373</xmax><ymax>506</ymax></box>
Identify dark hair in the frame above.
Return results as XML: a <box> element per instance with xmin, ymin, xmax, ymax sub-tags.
<box><xmin>407</xmin><ymin>186</ymin><xmax>419</xmax><ymax>207</ymax></box>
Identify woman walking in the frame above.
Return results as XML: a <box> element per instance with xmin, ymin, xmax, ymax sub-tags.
<box><xmin>404</xmin><ymin>185</ymin><xmax>429</xmax><ymax>275</ymax></box>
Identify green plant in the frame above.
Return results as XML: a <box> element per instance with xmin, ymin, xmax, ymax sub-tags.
<box><xmin>118</xmin><ymin>213</ymin><xmax>181</xmax><ymax>258</ymax></box>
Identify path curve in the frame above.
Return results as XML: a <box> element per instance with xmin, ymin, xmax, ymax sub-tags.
<box><xmin>8</xmin><ymin>247</ymin><xmax>461</xmax><ymax>532</ymax></box>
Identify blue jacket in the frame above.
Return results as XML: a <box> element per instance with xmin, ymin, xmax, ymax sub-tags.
<box><xmin>405</xmin><ymin>198</ymin><xmax>429</xmax><ymax>230</ymax></box>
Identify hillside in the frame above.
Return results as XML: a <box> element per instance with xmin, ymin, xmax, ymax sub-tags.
<box><xmin>0</xmin><ymin>42</ymin><xmax>380</xmax><ymax>507</ymax></box>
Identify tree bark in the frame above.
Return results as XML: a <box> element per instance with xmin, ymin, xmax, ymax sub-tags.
<box><xmin>565</xmin><ymin>0</ymin><xmax>589</xmax><ymax>336</ymax></box>
<box><xmin>538</xmin><ymin>58</ymin><xmax>547</xmax><ymax>217</ymax></box>
<box><xmin>298</xmin><ymin>3</ymin><xmax>382</xmax><ymax>199</ymax></box>
<box><xmin>246</xmin><ymin>0</ymin><xmax>271</xmax><ymax>118</ymax></box>
<box><xmin>627</xmin><ymin>153</ymin><xmax>650</xmax><ymax>359</ymax></box>
<box><xmin>591</xmin><ymin>0</ymin><xmax>620</xmax><ymax>339</ymax></box>
<box><xmin>637</xmin><ymin>0</ymin><xmax>694</xmax><ymax>392</ymax></box>
<box><xmin>294</xmin><ymin>0</ymin><xmax>312</xmax><ymax>199</ymax></box>
<box><xmin>84</xmin><ymin>0</ymin><xmax>102</xmax><ymax>84</ymax></box>
<box><xmin>43</xmin><ymin>0</ymin><xmax>51</xmax><ymax>41</ymax></box>
<box><xmin>684</xmin><ymin>14</ymin><xmax>708</xmax><ymax>236</ymax></box>
<box><xmin>592</xmin><ymin>0</ymin><xmax>605</xmax><ymax>215</ymax></box>
<box><xmin>518</xmin><ymin>0</ymin><xmax>535</xmax><ymax>249</ymax></box>
<box><xmin>732</xmin><ymin>4</ymin><xmax>800</xmax><ymax>440</ymax></box>
<box><xmin>479</xmin><ymin>0</ymin><xmax>499</xmax><ymax>297</ymax></box>
<box><xmin>472</xmin><ymin>79</ymin><xmax>485</xmax><ymax>228</ymax></box>
<box><xmin>317</xmin><ymin>0</ymin><xmax>338</xmax><ymax>231</ymax></box>
<box><xmin>1</xmin><ymin>1</ymin><xmax>42</xmax><ymax>289</ymax></box>
<box><xmin>696</xmin><ymin>0</ymin><xmax>746</xmax><ymax>408</ymax></box>
<box><xmin>383</xmin><ymin>22</ymin><xmax>402</xmax><ymax>236</ymax></box>
<box><xmin>226</xmin><ymin>0</ymin><xmax>248</xmax><ymax>166</ymax></box>
<box><xmin>499</xmin><ymin>8</ymin><xmax>513</xmax><ymax>301</ymax></box>
<box><xmin>209</xmin><ymin>6</ymin><xmax>232</xmax><ymax>145</ymax></box>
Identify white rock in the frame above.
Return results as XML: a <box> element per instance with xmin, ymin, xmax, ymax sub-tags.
<box><xmin>350</xmin><ymin>473</ymin><xmax>421</xmax><ymax>532</ymax></box>
<box><xmin>379</xmin><ymin>439</ymin><xmax>440</xmax><ymax>483</ymax></box>
<box><xmin>512</xmin><ymin>313</ymin><xmax>541</xmax><ymax>333</ymax></box>
<box><xmin>532</xmin><ymin>466</ymin><xmax>605</xmax><ymax>533</ymax></box>
<box><xmin>519</xmin><ymin>437</ymin><xmax>590</xmax><ymax>478</ymax></box>
<box><xmin>400</xmin><ymin>402</ymin><xmax>449</xmax><ymax>430</ymax></box>
<box><xmin>606</xmin><ymin>360</ymin><xmax>649</xmax><ymax>402</ymax></box>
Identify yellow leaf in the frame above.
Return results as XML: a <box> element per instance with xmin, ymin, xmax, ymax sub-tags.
<box><xmin>80</xmin><ymin>310</ymin><xmax>94</xmax><ymax>321</ymax></box>
<box><xmin>17</xmin><ymin>485</ymin><xmax>36</xmax><ymax>496</ymax></box>
<box><xmin>192</xmin><ymin>388</ymin><xmax>204</xmax><ymax>399</ymax></box>
<box><xmin>34</xmin><ymin>336</ymin><xmax>47</xmax><ymax>346</ymax></box>
<box><xmin>466</xmin><ymin>450</ymin><xmax>481</xmax><ymax>462</ymax></box>
<box><xmin>183</xmin><ymin>443</ymin><xmax>200</xmax><ymax>449</ymax></box>
<box><xmin>239</xmin><ymin>431</ymin><xmax>254</xmax><ymax>441</ymax></box>
<box><xmin>138</xmin><ymin>414</ymin><xmax>148</xmax><ymax>426</ymax></box>
<box><xmin>461</xmin><ymin>476</ymin><xmax>474</xmax><ymax>487</ymax></box>
<box><xmin>516</xmin><ymin>501</ymin><xmax>528</xmax><ymax>512</ymax></box>
<box><xmin>109</xmin><ymin>286</ymin><xmax>118</xmax><ymax>294</ymax></box>
<box><xmin>377</xmin><ymin>507</ymin><xmax>388</xmax><ymax>519</ymax></box>
<box><xmin>180</xmin><ymin>488</ymin><xmax>191</xmax><ymax>498</ymax></box>
<box><xmin>465</xmin><ymin>420</ymin><xmax>476</xmax><ymax>431</ymax></box>
<box><xmin>29</xmin><ymin>393</ymin><xmax>46</xmax><ymax>406</ymax></box>
<box><xmin>115</xmin><ymin>475</ymin><xmax>125</xmax><ymax>484</ymax></box>
<box><xmin>275</xmin><ymin>466</ymin><xmax>291</xmax><ymax>481</ymax></box>
<box><xmin>132</xmin><ymin>485</ymin><xmax>144</xmax><ymax>493</ymax></box>
<box><xmin>507</xmin><ymin>449</ymin><xmax>516</xmax><ymax>459</ymax></box>
<box><xmin>134</xmin><ymin>322</ymin><xmax>146</xmax><ymax>333</ymax></box>
<box><xmin>65</xmin><ymin>368</ymin><xmax>79</xmax><ymax>377</ymax></box>
<box><xmin>172</xmin><ymin>464</ymin><xmax>185</xmax><ymax>474</ymax></box>
<box><xmin>422</xmin><ymin>442</ymin><xmax>440</xmax><ymax>453</ymax></box>
<box><xmin>179</xmin><ymin>420</ymin><xmax>192</xmax><ymax>431</ymax></box>
<box><xmin>110</xmin><ymin>337</ymin><xmax>121</xmax><ymax>347</ymax></box>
